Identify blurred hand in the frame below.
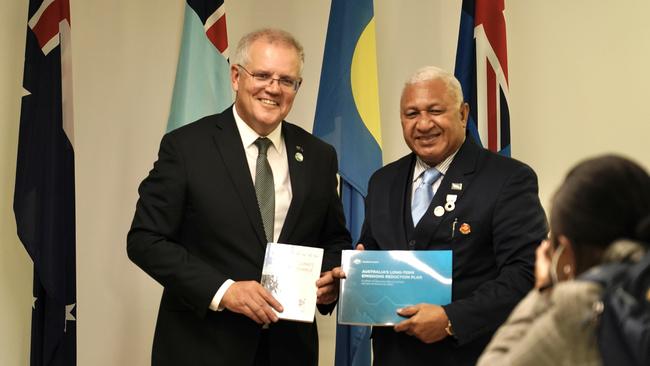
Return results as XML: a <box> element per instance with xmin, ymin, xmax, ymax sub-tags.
<box><xmin>534</xmin><ymin>240</ymin><xmax>553</xmax><ymax>289</ymax></box>
<box><xmin>316</xmin><ymin>267</ymin><xmax>346</xmax><ymax>304</ymax></box>
<box><xmin>394</xmin><ymin>304</ymin><xmax>449</xmax><ymax>344</ymax></box>
<box><xmin>316</xmin><ymin>244</ymin><xmax>366</xmax><ymax>304</ymax></box>
<box><xmin>221</xmin><ymin>281</ymin><xmax>283</xmax><ymax>324</ymax></box>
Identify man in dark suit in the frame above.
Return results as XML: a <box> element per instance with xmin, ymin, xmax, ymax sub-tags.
<box><xmin>356</xmin><ymin>66</ymin><xmax>547</xmax><ymax>365</ymax></box>
<box><xmin>127</xmin><ymin>29</ymin><xmax>350</xmax><ymax>366</ymax></box>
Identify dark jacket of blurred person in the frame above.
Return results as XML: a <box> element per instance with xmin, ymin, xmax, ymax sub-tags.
<box><xmin>478</xmin><ymin>155</ymin><xmax>650</xmax><ymax>366</ymax></box>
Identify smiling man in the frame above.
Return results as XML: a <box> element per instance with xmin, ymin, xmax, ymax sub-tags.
<box><xmin>127</xmin><ymin>29</ymin><xmax>350</xmax><ymax>366</ymax></box>
<box><xmin>357</xmin><ymin>66</ymin><xmax>547</xmax><ymax>365</ymax></box>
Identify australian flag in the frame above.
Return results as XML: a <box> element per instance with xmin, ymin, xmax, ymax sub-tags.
<box><xmin>14</xmin><ymin>0</ymin><xmax>76</xmax><ymax>365</ymax></box>
<box><xmin>455</xmin><ymin>0</ymin><xmax>511</xmax><ymax>156</ymax></box>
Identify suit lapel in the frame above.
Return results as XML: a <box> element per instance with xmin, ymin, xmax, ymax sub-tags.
<box><xmin>412</xmin><ymin>139</ymin><xmax>479</xmax><ymax>245</ymax></box>
<box><xmin>278</xmin><ymin>124</ymin><xmax>305</xmax><ymax>242</ymax></box>
<box><xmin>211</xmin><ymin>109</ymin><xmax>267</xmax><ymax>245</ymax></box>
<box><xmin>391</xmin><ymin>156</ymin><xmax>415</xmax><ymax>249</ymax></box>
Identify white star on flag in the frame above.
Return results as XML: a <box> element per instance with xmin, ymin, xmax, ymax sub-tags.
<box><xmin>64</xmin><ymin>303</ymin><xmax>76</xmax><ymax>332</ymax></box>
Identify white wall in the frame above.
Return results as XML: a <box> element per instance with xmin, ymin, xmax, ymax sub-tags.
<box><xmin>2</xmin><ymin>1</ymin><xmax>650</xmax><ymax>365</ymax></box>
<box><xmin>0</xmin><ymin>1</ymin><xmax>32</xmax><ymax>365</ymax></box>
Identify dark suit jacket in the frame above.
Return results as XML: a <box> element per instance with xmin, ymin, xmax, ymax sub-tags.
<box><xmin>359</xmin><ymin>139</ymin><xmax>547</xmax><ymax>366</ymax></box>
<box><xmin>127</xmin><ymin>107</ymin><xmax>351</xmax><ymax>366</ymax></box>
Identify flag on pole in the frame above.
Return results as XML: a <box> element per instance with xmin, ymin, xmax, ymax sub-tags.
<box><xmin>454</xmin><ymin>0</ymin><xmax>511</xmax><ymax>156</ymax></box>
<box><xmin>313</xmin><ymin>0</ymin><xmax>382</xmax><ymax>365</ymax></box>
<box><xmin>167</xmin><ymin>0</ymin><xmax>232</xmax><ymax>132</ymax></box>
<box><xmin>14</xmin><ymin>0</ymin><xmax>76</xmax><ymax>364</ymax></box>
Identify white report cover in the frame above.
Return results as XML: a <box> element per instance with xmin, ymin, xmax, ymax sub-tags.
<box><xmin>260</xmin><ymin>243</ymin><xmax>324</xmax><ymax>322</ymax></box>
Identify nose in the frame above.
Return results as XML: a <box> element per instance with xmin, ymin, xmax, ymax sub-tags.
<box><xmin>263</xmin><ymin>79</ymin><xmax>282</xmax><ymax>93</ymax></box>
<box><xmin>415</xmin><ymin>113</ymin><xmax>434</xmax><ymax>130</ymax></box>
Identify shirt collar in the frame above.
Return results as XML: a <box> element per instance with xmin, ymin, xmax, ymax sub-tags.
<box><xmin>233</xmin><ymin>105</ymin><xmax>283</xmax><ymax>151</ymax></box>
<box><xmin>412</xmin><ymin>144</ymin><xmax>462</xmax><ymax>183</ymax></box>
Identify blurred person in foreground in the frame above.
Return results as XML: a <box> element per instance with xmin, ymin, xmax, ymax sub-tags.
<box><xmin>478</xmin><ymin>154</ymin><xmax>650</xmax><ymax>366</ymax></box>
<box><xmin>345</xmin><ymin>66</ymin><xmax>547</xmax><ymax>365</ymax></box>
<box><xmin>127</xmin><ymin>28</ymin><xmax>350</xmax><ymax>366</ymax></box>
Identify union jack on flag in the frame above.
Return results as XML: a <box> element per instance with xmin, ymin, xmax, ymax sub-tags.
<box><xmin>455</xmin><ymin>0</ymin><xmax>511</xmax><ymax>156</ymax></box>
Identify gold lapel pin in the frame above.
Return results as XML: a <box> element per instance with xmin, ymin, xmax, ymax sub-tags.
<box><xmin>459</xmin><ymin>223</ymin><xmax>471</xmax><ymax>235</ymax></box>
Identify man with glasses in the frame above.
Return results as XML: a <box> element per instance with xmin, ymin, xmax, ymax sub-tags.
<box><xmin>128</xmin><ymin>28</ymin><xmax>350</xmax><ymax>366</ymax></box>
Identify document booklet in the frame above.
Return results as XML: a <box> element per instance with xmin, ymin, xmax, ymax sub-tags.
<box><xmin>338</xmin><ymin>249</ymin><xmax>452</xmax><ymax>326</ymax></box>
<box><xmin>260</xmin><ymin>242</ymin><xmax>324</xmax><ymax>323</ymax></box>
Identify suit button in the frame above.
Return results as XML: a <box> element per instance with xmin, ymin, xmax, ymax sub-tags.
<box><xmin>408</xmin><ymin>240</ymin><xmax>416</xmax><ymax>248</ymax></box>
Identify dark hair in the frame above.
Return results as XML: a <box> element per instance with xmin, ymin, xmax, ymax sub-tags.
<box><xmin>551</xmin><ymin>155</ymin><xmax>650</xmax><ymax>272</ymax></box>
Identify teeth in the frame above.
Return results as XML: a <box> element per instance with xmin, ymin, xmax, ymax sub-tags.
<box><xmin>260</xmin><ymin>99</ymin><xmax>278</xmax><ymax>106</ymax></box>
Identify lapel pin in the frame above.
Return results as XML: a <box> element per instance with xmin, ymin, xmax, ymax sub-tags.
<box><xmin>459</xmin><ymin>223</ymin><xmax>471</xmax><ymax>235</ymax></box>
<box><xmin>434</xmin><ymin>206</ymin><xmax>445</xmax><ymax>217</ymax></box>
<box><xmin>295</xmin><ymin>145</ymin><xmax>304</xmax><ymax>152</ymax></box>
<box><xmin>444</xmin><ymin>194</ymin><xmax>457</xmax><ymax>212</ymax></box>
<box><xmin>295</xmin><ymin>152</ymin><xmax>304</xmax><ymax>162</ymax></box>
<box><xmin>451</xmin><ymin>183</ymin><xmax>463</xmax><ymax>191</ymax></box>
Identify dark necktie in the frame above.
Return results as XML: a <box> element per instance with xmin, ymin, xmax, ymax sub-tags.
<box><xmin>254</xmin><ymin>138</ymin><xmax>275</xmax><ymax>242</ymax></box>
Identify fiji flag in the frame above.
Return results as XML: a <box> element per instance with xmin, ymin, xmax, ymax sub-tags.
<box><xmin>455</xmin><ymin>0</ymin><xmax>511</xmax><ymax>156</ymax></box>
<box><xmin>167</xmin><ymin>0</ymin><xmax>232</xmax><ymax>132</ymax></box>
<box><xmin>14</xmin><ymin>0</ymin><xmax>76</xmax><ymax>365</ymax></box>
<box><xmin>313</xmin><ymin>0</ymin><xmax>382</xmax><ymax>365</ymax></box>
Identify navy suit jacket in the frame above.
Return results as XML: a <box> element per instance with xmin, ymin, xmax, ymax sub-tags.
<box><xmin>127</xmin><ymin>107</ymin><xmax>351</xmax><ymax>366</ymax></box>
<box><xmin>360</xmin><ymin>139</ymin><xmax>547</xmax><ymax>366</ymax></box>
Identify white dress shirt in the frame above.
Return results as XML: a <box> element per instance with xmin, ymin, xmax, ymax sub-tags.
<box><xmin>411</xmin><ymin>144</ymin><xmax>462</xmax><ymax>205</ymax></box>
<box><xmin>210</xmin><ymin>106</ymin><xmax>293</xmax><ymax>311</ymax></box>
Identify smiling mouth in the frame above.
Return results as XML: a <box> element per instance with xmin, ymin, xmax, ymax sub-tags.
<box><xmin>259</xmin><ymin>98</ymin><xmax>279</xmax><ymax>106</ymax></box>
<box><xmin>417</xmin><ymin>134</ymin><xmax>440</xmax><ymax>143</ymax></box>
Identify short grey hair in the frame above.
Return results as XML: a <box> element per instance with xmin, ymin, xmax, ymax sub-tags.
<box><xmin>232</xmin><ymin>28</ymin><xmax>305</xmax><ymax>75</ymax></box>
<box><xmin>404</xmin><ymin>66</ymin><xmax>464</xmax><ymax>105</ymax></box>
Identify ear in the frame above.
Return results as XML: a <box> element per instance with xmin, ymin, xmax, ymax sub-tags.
<box><xmin>556</xmin><ymin>235</ymin><xmax>576</xmax><ymax>280</ymax></box>
<box><xmin>231</xmin><ymin>65</ymin><xmax>240</xmax><ymax>92</ymax></box>
<box><xmin>459</xmin><ymin>102</ymin><xmax>469</xmax><ymax>128</ymax></box>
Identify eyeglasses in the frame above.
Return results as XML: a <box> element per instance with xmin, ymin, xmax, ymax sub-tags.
<box><xmin>236</xmin><ymin>64</ymin><xmax>302</xmax><ymax>92</ymax></box>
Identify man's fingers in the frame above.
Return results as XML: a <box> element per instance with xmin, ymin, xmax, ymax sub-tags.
<box><xmin>316</xmin><ymin>271</ymin><xmax>334</xmax><ymax>287</ymax></box>
<box><xmin>331</xmin><ymin>267</ymin><xmax>346</xmax><ymax>279</ymax></box>
<box><xmin>356</xmin><ymin>243</ymin><xmax>365</xmax><ymax>251</ymax></box>
<box><xmin>394</xmin><ymin>318</ymin><xmax>412</xmax><ymax>333</ymax></box>
<box><xmin>258</xmin><ymin>285</ymin><xmax>283</xmax><ymax>313</ymax></box>
<box><xmin>397</xmin><ymin>305</ymin><xmax>418</xmax><ymax>317</ymax></box>
<box><xmin>223</xmin><ymin>281</ymin><xmax>283</xmax><ymax>323</ymax></box>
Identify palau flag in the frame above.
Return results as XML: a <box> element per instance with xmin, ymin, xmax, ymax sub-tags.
<box><xmin>167</xmin><ymin>0</ymin><xmax>232</xmax><ymax>132</ymax></box>
<box><xmin>455</xmin><ymin>0</ymin><xmax>511</xmax><ymax>156</ymax></box>
<box><xmin>313</xmin><ymin>0</ymin><xmax>382</xmax><ymax>365</ymax></box>
<box><xmin>14</xmin><ymin>0</ymin><xmax>77</xmax><ymax>364</ymax></box>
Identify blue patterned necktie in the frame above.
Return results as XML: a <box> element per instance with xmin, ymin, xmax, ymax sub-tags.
<box><xmin>254</xmin><ymin>138</ymin><xmax>275</xmax><ymax>242</ymax></box>
<box><xmin>411</xmin><ymin>168</ymin><xmax>441</xmax><ymax>226</ymax></box>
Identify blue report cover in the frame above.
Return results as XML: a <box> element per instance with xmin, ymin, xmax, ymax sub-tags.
<box><xmin>338</xmin><ymin>250</ymin><xmax>452</xmax><ymax>326</ymax></box>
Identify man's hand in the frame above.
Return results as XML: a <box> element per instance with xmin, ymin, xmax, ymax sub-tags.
<box><xmin>316</xmin><ymin>267</ymin><xmax>346</xmax><ymax>304</ymax></box>
<box><xmin>394</xmin><ymin>304</ymin><xmax>449</xmax><ymax>344</ymax></box>
<box><xmin>315</xmin><ymin>244</ymin><xmax>365</xmax><ymax>304</ymax></box>
<box><xmin>220</xmin><ymin>281</ymin><xmax>283</xmax><ymax>324</ymax></box>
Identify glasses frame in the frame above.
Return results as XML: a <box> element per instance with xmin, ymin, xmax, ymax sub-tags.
<box><xmin>236</xmin><ymin>64</ymin><xmax>302</xmax><ymax>92</ymax></box>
